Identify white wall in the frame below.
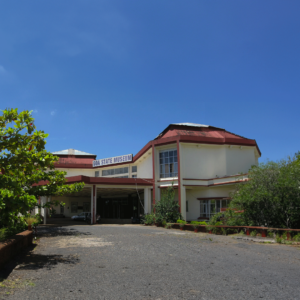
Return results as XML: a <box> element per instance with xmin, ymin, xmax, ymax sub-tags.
<box><xmin>181</xmin><ymin>144</ymin><xmax>227</xmax><ymax>179</ymax></box>
<box><xmin>181</xmin><ymin>144</ymin><xmax>257</xmax><ymax>179</ymax></box>
<box><xmin>226</xmin><ymin>147</ymin><xmax>256</xmax><ymax>175</ymax></box>
<box><xmin>137</xmin><ymin>155</ymin><xmax>153</xmax><ymax>178</ymax></box>
<box><xmin>62</xmin><ymin>168</ymin><xmax>95</xmax><ymax>177</ymax></box>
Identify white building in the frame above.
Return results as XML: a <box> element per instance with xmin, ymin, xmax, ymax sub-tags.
<box><xmin>44</xmin><ymin>123</ymin><xmax>260</xmax><ymax>223</ymax></box>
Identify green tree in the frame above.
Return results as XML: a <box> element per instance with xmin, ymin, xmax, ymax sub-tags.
<box><xmin>230</xmin><ymin>154</ymin><xmax>300</xmax><ymax>229</ymax></box>
<box><xmin>0</xmin><ymin>108</ymin><xmax>84</xmax><ymax>229</ymax></box>
<box><xmin>154</xmin><ymin>185</ymin><xmax>181</xmax><ymax>223</ymax></box>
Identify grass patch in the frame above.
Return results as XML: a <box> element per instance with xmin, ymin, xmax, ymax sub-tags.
<box><xmin>0</xmin><ymin>278</ymin><xmax>35</xmax><ymax>297</ymax></box>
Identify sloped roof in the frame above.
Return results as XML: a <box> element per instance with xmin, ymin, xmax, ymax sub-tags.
<box><xmin>154</xmin><ymin>123</ymin><xmax>260</xmax><ymax>155</ymax></box>
<box><xmin>52</xmin><ymin>149</ymin><xmax>96</xmax><ymax>156</ymax></box>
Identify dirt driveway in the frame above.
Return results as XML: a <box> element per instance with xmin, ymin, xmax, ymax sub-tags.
<box><xmin>1</xmin><ymin>225</ymin><xmax>300</xmax><ymax>300</ymax></box>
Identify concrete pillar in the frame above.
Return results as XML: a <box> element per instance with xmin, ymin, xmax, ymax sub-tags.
<box><xmin>91</xmin><ymin>185</ymin><xmax>97</xmax><ymax>224</ymax></box>
<box><xmin>153</xmin><ymin>187</ymin><xmax>160</xmax><ymax>212</ymax></box>
<box><xmin>42</xmin><ymin>196</ymin><xmax>50</xmax><ymax>225</ymax></box>
<box><xmin>180</xmin><ymin>186</ymin><xmax>186</xmax><ymax>221</ymax></box>
<box><xmin>144</xmin><ymin>188</ymin><xmax>151</xmax><ymax>214</ymax></box>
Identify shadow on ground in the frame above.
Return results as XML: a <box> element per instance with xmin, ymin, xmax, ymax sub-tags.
<box><xmin>0</xmin><ymin>244</ymin><xmax>80</xmax><ymax>280</ymax></box>
<box><xmin>36</xmin><ymin>226</ymin><xmax>92</xmax><ymax>238</ymax></box>
<box><xmin>0</xmin><ymin>226</ymin><xmax>85</xmax><ymax>281</ymax></box>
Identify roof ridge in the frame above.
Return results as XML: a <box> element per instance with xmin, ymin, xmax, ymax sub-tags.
<box><xmin>52</xmin><ymin>148</ymin><xmax>96</xmax><ymax>156</ymax></box>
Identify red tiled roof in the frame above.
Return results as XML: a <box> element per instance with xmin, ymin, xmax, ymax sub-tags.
<box><xmin>156</xmin><ymin>124</ymin><xmax>249</xmax><ymax>141</ymax></box>
<box><xmin>154</xmin><ymin>124</ymin><xmax>261</xmax><ymax>155</ymax></box>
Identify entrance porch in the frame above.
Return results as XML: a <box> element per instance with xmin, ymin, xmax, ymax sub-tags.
<box><xmin>45</xmin><ymin>177</ymin><xmax>153</xmax><ymax>224</ymax></box>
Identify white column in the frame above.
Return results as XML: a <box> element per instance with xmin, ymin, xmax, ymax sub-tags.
<box><xmin>144</xmin><ymin>188</ymin><xmax>151</xmax><ymax>214</ymax></box>
<box><xmin>180</xmin><ymin>186</ymin><xmax>187</xmax><ymax>221</ymax></box>
<box><xmin>42</xmin><ymin>196</ymin><xmax>49</xmax><ymax>225</ymax></box>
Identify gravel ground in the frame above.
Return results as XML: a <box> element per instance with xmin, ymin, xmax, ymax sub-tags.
<box><xmin>1</xmin><ymin>225</ymin><xmax>300</xmax><ymax>300</ymax></box>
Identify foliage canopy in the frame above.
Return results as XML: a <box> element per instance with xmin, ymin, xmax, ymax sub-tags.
<box><xmin>229</xmin><ymin>155</ymin><xmax>300</xmax><ymax>229</ymax></box>
<box><xmin>0</xmin><ymin>108</ymin><xmax>84</xmax><ymax>228</ymax></box>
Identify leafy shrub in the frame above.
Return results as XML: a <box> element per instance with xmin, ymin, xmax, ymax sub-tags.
<box><xmin>190</xmin><ymin>221</ymin><xmax>207</xmax><ymax>225</ymax></box>
<box><xmin>177</xmin><ymin>220</ymin><xmax>186</xmax><ymax>224</ymax></box>
<box><xmin>230</xmin><ymin>156</ymin><xmax>300</xmax><ymax>229</ymax></box>
<box><xmin>276</xmin><ymin>234</ymin><xmax>283</xmax><ymax>243</ymax></box>
<box><xmin>33</xmin><ymin>214</ymin><xmax>43</xmax><ymax>226</ymax></box>
<box><xmin>267</xmin><ymin>230</ymin><xmax>274</xmax><ymax>238</ymax></box>
<box><xmin>179</xmin><ymin>222</ymin><xmax>186</xmax><ymax>228</ymax></box>
<box><xmin>282</xmin><ymin>232</ymin><xmax>288</xmax><ymax>240</ymax></box>
<box><xmin>144</xmin><ymin>213</ymin><xmax>155</xmax><ymax>225</ymax></box>
<box><xmin>221</xmin><ymin>228</ymin><xmax>227</xmax><ymax>235</ymax></box>
<box><xmin>0</xmin><ymin>228</ymin><xmax>7</xmax><ymax>242</ymax></box>
<box><xmin>192</xmin><ymin>224</ymin><xmax>199</xmax><ymax>230</ymax></box>
<box><xmin>250</xmin><ymin>230</ymin><xmax>257</xmax><ymax>237</ymax></box>
<box><xmin>293</xmin><ymin>233</ymin><xmax>300</xmax><ymax>242</ymax></box>
<box><xmin>162</xmin><ymin>220</ymin><xmax>167</xmax><ymax>227</ymax></box>
<box><xmin>206</xmin><ymin>221</ymin><xmax>223</xmax><ymax>234</ymax></box>
<box><xmin>154</xmin><ymin>186</ymin><xmax>181</xmax><ymax>223</ymax></box>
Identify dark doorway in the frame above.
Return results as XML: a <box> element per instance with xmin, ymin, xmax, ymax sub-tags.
<box><xmin>98</xmin><ymin>196</ymin><xmax>140</xmax><ymax>219</ymax></box>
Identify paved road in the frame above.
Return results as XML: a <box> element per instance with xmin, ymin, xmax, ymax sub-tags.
<box><xmin>1</xmin><ymin>225</ymin><xmax>300</xmax><ymax>300</ymax></box>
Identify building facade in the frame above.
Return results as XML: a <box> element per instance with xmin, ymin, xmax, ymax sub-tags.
<box><xmin>43</xmin><ymin>123</ymin><xmax>260</xmax><ymax>224</ymax></box>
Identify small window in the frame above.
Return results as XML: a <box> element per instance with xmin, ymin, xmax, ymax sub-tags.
<box><xmin>132</xmin><ymin>166</ymin><xmax>137</xmax><ymax>173</ymax></box>
<box><xmin>186</xmin><ymin>200</ymin><xmax>188</xmax><ymax>212</ymax></box>
<box><xmin>95</xmin><ymin>171</ymin><xmax>99</xmax><ymax>177</ymax></box>
<box><xmin>102</xmin><ymin>167</ymin><xmax>129</xmax><ymax>177</ymax></box>
<box><xmin>132</xmin><ymin>175</ymin><xmax>137</xmax><ymax>178</ymax></box>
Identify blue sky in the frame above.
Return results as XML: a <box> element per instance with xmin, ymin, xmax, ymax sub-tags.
<box><xmin>0</xmin><ymin>1</ymin><xmax>299</xmax><ymax>162</ymax></box>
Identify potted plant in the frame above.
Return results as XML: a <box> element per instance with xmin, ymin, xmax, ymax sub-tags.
<box><xmin>166</xmin><ymin>223</ymin><xmax>172</xmax><ymax>229</ymax></box>
<box><xmin>25</xmin><ymin>217</ymin><xmax>38</xmax><ymax>231</ymax></box>
<box><xmin>179</xmin><ymin>222</ymin><xmax>186</xmax><ymax>231</ymax></box>
<box><xmin>193</xmin><ymin>224</ymin><xmax>199</xmax><ymax>233</ymax></box>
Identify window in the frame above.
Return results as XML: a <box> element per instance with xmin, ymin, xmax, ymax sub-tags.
<box><xmin>102</xmin><ymin>167</ymin><xmax>129</xmax><ymax>176</ymax></box>
<box><xmin>159</xmin><ymin>149</ymin><xmax>178</xmax><ymax>178</ymax></box>
<box><xmin>71</xmin><ymin>202</ymin><xmax>78</xmax><ymax>213</ymax></box>
<box><xmin>132</xmin><ymin>175</ymin><xmax>137</xmax><ymax>178</ymax></box>
<box><xmin>186</xmin><ymin>200</ymin><xmax>188</xmax><ymax>212</ymax></box>
<box><xmin>95</xmin><ymin>171</ymin><xmax>99</xmax><ymax>177</ymax></box>
<box><xmin>199</xmin><ymin>199</ymin><xmax>230</xmax><ymax>219</ymax></box>
<box><xmin>132</xmin><ymin>166</ymin><xmax>137</xmax><ymax>173</ymax></box>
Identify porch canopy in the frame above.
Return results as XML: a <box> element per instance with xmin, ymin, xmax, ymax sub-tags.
<box><xmin>41</xmin><ymin>176</ymin><xmax>153</xmax><ymax>224</ymax></box>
